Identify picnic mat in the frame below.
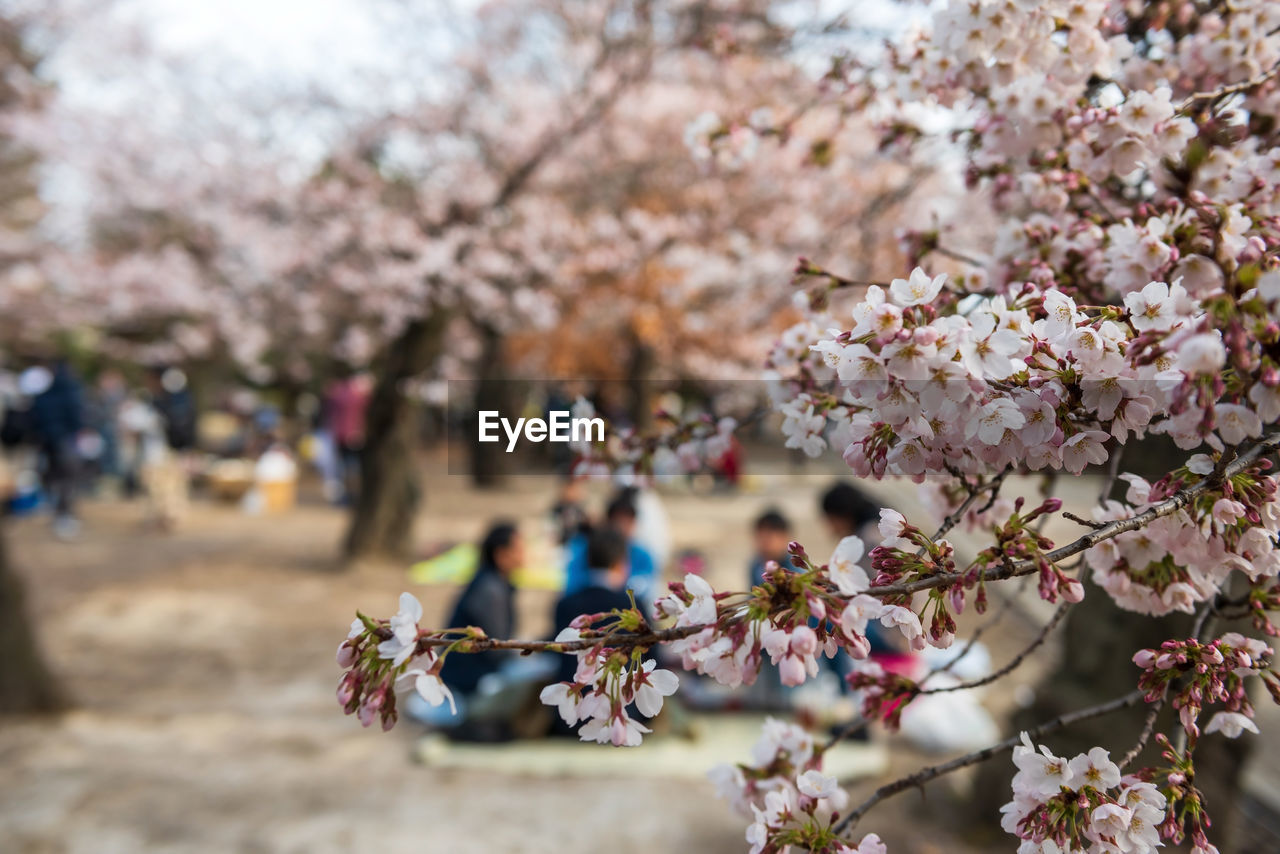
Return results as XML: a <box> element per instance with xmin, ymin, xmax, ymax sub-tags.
<box><xmin>413</xmin><ymin>713</ymin><xmax>890</xmax><ymax>780</ymax></box>
<box><xmin>409</xmin><ymin>542</ymin><xmax>567</xmax><ymax>591</ymax></box>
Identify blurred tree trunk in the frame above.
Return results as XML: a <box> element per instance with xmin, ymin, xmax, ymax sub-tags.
<box><xmin>627</xmin><ymin>330</ymin><xmax>656</xmax><ymax>433</ymax></box>
<box><xmin>469</xmin><ymin>323</ymin><xmax>510</xmax><ymax>488</ymax></box>
<box><xmin>343</xmin><ymin>312</ymin><xmax>448</xmax><ymax>562</ymax></box>
<box><xmin>0</xmin><ymin>522</ymin><xmax>64</xmax><ymax>714</ymax></box>
<box><xmin>969</xmin><ymin>578</ymin><xmax>1250</xmax><ymax>848</ymax></box>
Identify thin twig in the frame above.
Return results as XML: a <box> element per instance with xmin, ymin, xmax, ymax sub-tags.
<box><xmin>403</xmin><ymin>623</ymin><xmax>704</xmax><ymax>654</ymax></box>
<box><xmin>1179</xmin><ymin>59</ymin><xmax>1280</xmax><ymax>111</ymax></box>
<box><xmin>866</xmin><ymin>433</ymin><xmax>1280</xmax><ymax>598</ymax></box>
<box><xmin>1063</xmin><ymin>511</ymin><xmax>1105</xmax><ymax>529</ymax></box>
<box><xmin>1118</xmin><ymin>698</ymin><xmax>1165</xmax><ymax>770</ymax></box>
<box><xmin>931</xmin><ymin>244</ymin><xmax>986</xmax><ymax>267</ymax></box>
<box><xmin>919</xmin><ymin>601</ymin><xmax>1071</xmax><ymax>695</ymax></box>
<box><xmin>833</xmin><ymin>690</ymin><xmax>1147</xmax><ymax>834</ymax></box>
<box><xmin>933</xmin><ymin>467</ymin><xmax>1011</xmax><ymax>543</ymax></box>
<box><xmin>1119</xmin><ymin>599</ymin><xmax>1217</xmax><ymax>768</ymax></box>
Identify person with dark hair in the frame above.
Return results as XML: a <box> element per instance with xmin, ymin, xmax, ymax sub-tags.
<box><xmin>552</xmin><ymin>527</ymin><xmax>634</xmax><ymax>685</ymax></box>
<box><xmin>408</xmin><ymin>521</ymin><xmax>543</xmax><ymax>741</ymax></box>
<box><xmin>562</xmin><ymin>489</ymin><xmax>658</xmax><ymax>604</ymax></box>
<box><xmin>750</xmin><ymin>508</ymin><xmax>794</xmax><ymax>588</ymax></box>
<box><xmin>147</xmin><ymin>367</ymin><xmax>197</xmax><ymax>452</ymax></box>
<box><xmin>26</xmin><ymin>359</ymin><xmax>86</xmax><ymax>540</ymax></box>
<box><xmin>747</xmin><ymin>508</ymin><xmax>798</xmax><ymax>710</ymax></box>
<box><xmin>821</xmin><ymin>482</ymin><xmax>881</xmax><ymax>540</ymax></box>
<box><xmin>819</xmin><ymin>481</ymin><xmax>902</xmax><ymax>666</ymax></box>
<box><xmin>439</xmin><ymin>521</ymin><xmax>523</xmax><ymax>697</ymax></box>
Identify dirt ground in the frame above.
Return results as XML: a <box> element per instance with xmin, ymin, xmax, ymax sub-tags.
<box><xmin>0</xmin><ymin>460</ymin><xmax>1122</xmax><ymax>853</ymax></box>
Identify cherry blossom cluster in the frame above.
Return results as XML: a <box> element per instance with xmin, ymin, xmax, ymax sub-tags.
<box><xmin>709</xmin><ymin>717</ymin><xmax>884</xmax><ymax>854</ymax></box>
<box><xmin>774</xmin><ymin>266</ymin><xmax>1280</xmax><ymax>479</ymax></box>
<box><xmin>683</xmin><ymin>109</ymin><xmax>768</xmax><ymax>171</ymax></box>
<box><xmin>651</xmin><ymin>535</ymin><xmax>931</xmax><ymax>695</ymax></box>
<box><xmin>1001</xmin><ymin>736</ymin><xmax>1168</xmax><ymax>854</ymax></box>
<box><xmin>566</xmin><ymin>396</ymin><xmax>741</xmax><ymax>482</ymax></box>
<box><xmin>324</xmin><ymin>1</ymin><xmax>1280</xmax><ymax>850</ymax></box>
<box><xmin>335</xmin><ymin>593</ymin><xmax>453</xmax><ymax>730</ymax></box>
<box><xmin>538</xmin><ymin>623</ymin><xmax>679</xmax><ymax>748</ymax></box>
<box><xmin>1133</xmin><ymin>632</ymin><xmax>1275</xmax><ymax>740</ymax></box>
<box><xmin>1086</xmin><ymin>457</ymin><xmax>1280</xmax><ymax>614</ymax></box>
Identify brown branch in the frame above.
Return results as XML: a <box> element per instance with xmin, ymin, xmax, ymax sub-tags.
<box><xmin>1118</xmin><ymin>697</ymin><xmax>1164</xmax><ymax>770</ymax></box>
<box><xmin>1063</xmin><ymin>511</ymin><xmax>1105</xmax><ymax>529</ymax></box>
<box><xmin>865</xmin><ymin>433</ymin><xmax>1280</xmax><ymax>598</ymax></box>
<box><xmin>1179</xmin><ymin>59</ymin><xmax>1280</xmax><ymax>111</ymax></box>
<box><xmin>918</xmin><ymin>601</ymin><xmax>1070</xmax><ymax>695</ymax></box>
<box><xmin>833</xmin><ymin>690</ymin><xmax>1147</xmax><ymax>835</ymax></box>
<box><xmin>931</xmin><ymin>467</ymin><xmax>1010</xmax><ymax>544</ymax></box>
<box><xmin>406</xmin><ymin>623</ymin><xmax>704</xmax><ymax>655</ymax></box>
<box><xmin>382</xmin><ymin>439</ymin><xmax>1277</xmax><ymax>674</ymax></box>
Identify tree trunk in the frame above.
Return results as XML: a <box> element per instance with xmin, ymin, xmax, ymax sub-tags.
<box><xmin>468</xmin><ymin>324</ymin><xmax>510</xmax><ymax>488</ymax></box>
<box><xmin>627</xmin><ymin>331</ymin><xmax>656</xmax><ymax>433</ymax></box>
<box><xmin>343</xmin><ymin>312</ymin><xmax>449</xmax><ymax>562</ymax></box>
<box><xmin>0</xmin><ymin>522</ymin><xmax>64</xmax><ymax>714</ymax></box>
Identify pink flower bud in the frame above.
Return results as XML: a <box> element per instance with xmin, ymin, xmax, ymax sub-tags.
<box><xmin>790</xmin><ymin>625</ymin><xmax>818</xmax><ymax>657</ymax></box>
<box><xmin>1133</xmin><ymin>649</ymin><xmax>1157</xmax><ymax>669</ymax></box>
<box><xmin>805</xmin><ymin>593</ymin><xmax>827</xmax><ymax>621</ymax></box>
<box><xmin>610</xmin><ymin>717</ymin><xmax>629</xmax><ymax>747</ymax></box>
<box><xmin>778</xmin><ymin>655</ymin><xmax>807</xmax><ymax>687</ymax></box>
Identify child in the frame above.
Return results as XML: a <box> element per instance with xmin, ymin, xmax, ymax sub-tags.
<box><xmin>749</xmin><ymin>508</ymin><xmax>794</xmax><ymax>588</ymax></box>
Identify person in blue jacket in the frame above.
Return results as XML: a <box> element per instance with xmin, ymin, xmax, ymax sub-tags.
<box><xmin>563</xmin><ymin>491</ymin><xmax>656</xmax><ymax>606</ymax></box>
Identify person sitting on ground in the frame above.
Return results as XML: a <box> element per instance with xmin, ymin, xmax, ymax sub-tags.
<box><xmin>413</xmin><ymin>521</ymin><xmax>549</xmax><ymax>741</ymax></box>
<box><xmin>749</xmin><ymin>507</ymin><xmax>795</xmax><ymax>588</ymax></box>
<box><xmin>563</xmin><ymin>491</ymin><xmax>657</xmax><ymax>605</ymax></box>
<box><xmin>550</xmin><ymin>527</ymin><xmax>666</xmax><ymax>737</ymax></box>
<box><xmin>552</xmin><ymin>526</ymin><xmax>636</xmax><ymax>686</ymax></box>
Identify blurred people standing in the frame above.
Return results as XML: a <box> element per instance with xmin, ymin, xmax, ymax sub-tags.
<box><xmin>748</xmin><ymin>508</ymin><xmax>797</xmax><ymax>710</ymax></box>
<box><xmin>141</xmin><ymin>367</ymin><xmax>196</xmax><ymax>530</ymax></box>
<box><xmin>323</xmin><ymin>370</ymin><xmax>370</xmax><ymax>505</ymax></box>
<box><xmin>24</xmin><ymin>359</ymin><xmax>85</xmax><ymax>540</ymax></box>
<box><xmin>87</xmin><ymin>368</ymin><xmax>127</xmax><ymax>490</ymax></box>
<box><xmin>149</xmin><ymin>367</ymin><xmax>197</xmax><ymax>454</ymax></box>
<box><xmin>548</xmin><ymin>475</ymin><xmax>589</xmax><ymax>546</ymax></box>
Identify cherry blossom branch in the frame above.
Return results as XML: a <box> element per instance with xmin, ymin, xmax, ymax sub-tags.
<box><xmin>1179</xmin><ymin>59</ymin><xmax>1280</xmax><ymax>111</ymax></box>
<box><xmin>929</xmin><ymin>243</ymin><xmax>985</xmax><ymax>267</ymax></box>
<box><xmin>932</xmin><ymin>466</ymin><xmax>1010</xmax><ymax>543</ymax></box>
<box><xmin>1118</xmin><ymin>694</ymin><xmax>1166</xmax><ymax>771</ymax></box>
<box><xmin>832</xmin><ymin>689</ymin><xmax>1147</xmax><ymax>835</ymax></box>
<box><xmin>1118</xmin><ymin>599</ymin><xmax>1216</xmax><ymax>769</ymax></box>
<box><xmin>918</xmin><ymin>601</ymin><xmax>1070</xmax><ymax>695</ymax></box>
<box><xmin>392</xmin><ymin>623</ymin><xmax>707</xmax><ymax>655</ymax></box>
<box><xmin>866</xmin><ymin>432</ymin><xmax>1280</xmax><ymax>598</ymax></box>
